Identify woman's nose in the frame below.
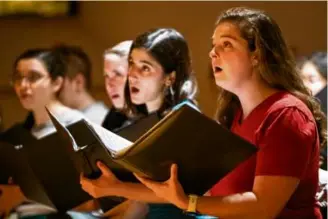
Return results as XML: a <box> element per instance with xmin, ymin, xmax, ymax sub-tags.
<box><xmin>128</xmin><ymin>66</ymin><xmax>139</xmax><ymax>79</ymax></box>
<box><xmin>209</xmin><ymin>47</ymin><xmax>218</xmax><ymax>59</ymax></box>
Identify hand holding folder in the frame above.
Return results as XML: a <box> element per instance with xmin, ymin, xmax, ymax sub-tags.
<box><xmin>133</xmin><ymin>163</ymin><xmax>189</xmax><ymax>209</ymax></box>
<box><xmin>0</xmin><ymin>109</ymin><xmax>159</xmax><ymax>212</ymax></box>
<box><xmin>48</xmin><ymin>103</ymin><xmax>258</xmax><ymax>197</ymax></box>
<box><xmin>0</xmin><ymin>103</ymin><xmax>257</xmax><ymax>212</ymax></box>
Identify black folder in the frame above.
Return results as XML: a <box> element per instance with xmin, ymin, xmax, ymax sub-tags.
<box><xmin>0</xmin><ymin>112</ymin><xmax>161</xmax><ymax>212</ymax></box>
<box><xmin>0</xmin><ymin>124</ymin><xmax>92</xmax><ymax>212</ymax></box>
<box><xmin>115</xmin><ymin>113</ymin><xmax>161</xmax><ymax>142</ymax></box>
<box><xmin>0</xmin><ymin>103</ymin><xmax>257</xmax><ymax>212</ymax></box>
<box><xmin>48</xmin><ymin>104</ymin><xmax>258</xmax><ymax>196</ymax></box>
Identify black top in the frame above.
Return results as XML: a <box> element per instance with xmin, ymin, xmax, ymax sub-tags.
<box><xmin>316</xmin><ymin>86</ymin><xmax>327</xmax><ymax>170</ymax></box>
<box><xmin>316</xmin><ymin>85</ymin><xmax>327</xmax><ymax>114</ymax></box>
<box><xmin>101</xmin><ymin>108</ymin><xmax>129</xmax><ymax>132</ymax></box>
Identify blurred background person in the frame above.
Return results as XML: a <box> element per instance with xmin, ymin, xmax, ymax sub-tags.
<box><xmin>0</xmin><ymin>48</ymin><xmax>97</xmax><ymax>218</ymax></box>
<box><xmin>300</xmin><ymin>52</ymin><xmax>327</xmax><ymax>113</ymax></box>
<box><xmin>300</xmin><ymin>52</ymin><xmax>328</xmax><ymax>218</ymax></box>
<box><xmin>299</xmin><ymin>52</ymin><xmax>327</xmax><ymax>169</ymax></box>
<box><xmin>55</xmin><ymin>44</ymin><xmax>109</xmax><ymax>125</ymax></box>
<box><xmin>104</xmin><ymin>41</ymin><xmax>132</xmax><ymax>111</ymax></box>
<box><xmin>92</xmin><ymin>40</ymin><xmax>149</xmax><ymax>219</ymax></box>
<box><xmin>101</xmin><ymin>40</ymin><xmax>138</xmax><ymax>132</ymax></box>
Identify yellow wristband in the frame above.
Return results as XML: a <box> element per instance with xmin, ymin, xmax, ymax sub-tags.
<box><xmin>187</xmin><ymin>194</ymin><xmax>198</xmax><ymax>213</ymax></box>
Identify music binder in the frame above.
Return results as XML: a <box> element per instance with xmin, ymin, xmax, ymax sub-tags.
<box><xmin>0</xmin><ymin>111</ymin><xmax>161</xmax><ymax>212</ymax></box>
<box><xmin>0</xmin><ymin>124</ymin><xmax>92</xmax><ymax>212</ymax></box>
<box><xmin>48</xmin><ymin>104</ymin><xmax>258</xmax><ymax>196</ymax></box>
<box><xmin>0</xmin><ymin>103</ymin><xmax>257</xmax><ymax>212</ymax></box>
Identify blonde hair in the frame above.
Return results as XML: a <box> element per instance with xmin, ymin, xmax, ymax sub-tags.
<box><xmin>104</xmin><ymin>40</ymin><xmax>133</xmax><ymax>58</ymax></box>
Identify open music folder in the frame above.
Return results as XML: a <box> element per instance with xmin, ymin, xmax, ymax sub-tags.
<box><xmin>47</xmin><ymin>103</ymin><xmax>258</xmax><ymax>196</ymax></box>
<box><xmin>0</xmin><ymin>103</ymin><xmax>257</xmax><ymax>212</ymax></box>
<box><xmin>0</xmin><ymin>111</ymin><xmax>160</xmax><ymax>212</ymax></box>
<box><xmin>0</xmin><ymin>123</ymin><xmax>93</xmax><ymax>212</ymax></box>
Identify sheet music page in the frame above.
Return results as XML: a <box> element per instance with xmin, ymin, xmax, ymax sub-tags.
<box><xmin>87</xmin><ymin>121</ymin><xmax>133</xmax><ymax>154</ymax></box>
<box><xmin>15</xmin><ymin>202</ymin><xmax>56</xmax><ymax>217</ymax></box>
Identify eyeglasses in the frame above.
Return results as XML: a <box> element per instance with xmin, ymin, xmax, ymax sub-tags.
<box><xmin>10</xmin><ymin>72</ymin><xmax>48</xmax><ymax>86</ymax></box>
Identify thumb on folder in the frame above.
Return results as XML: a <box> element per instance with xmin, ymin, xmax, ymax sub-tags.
<box><xmin>134</xmin><ymin>164</ymin><xmax>189</xmax><ymax>210</ymax></box>
<box><xmin>96</xmin><ymin>161</ymin><xmax>114</xmax><ymax>178</ymax></box>
<box><xmin>80</xmin><ymin>161</ymin><xmax>121</xmax><ymax>198</ymax></box>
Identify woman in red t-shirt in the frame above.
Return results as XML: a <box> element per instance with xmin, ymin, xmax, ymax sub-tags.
<box><xmin>135</xmin><ymin>7</ymin><xmax>327</xmax><ymax>219</ymax></box>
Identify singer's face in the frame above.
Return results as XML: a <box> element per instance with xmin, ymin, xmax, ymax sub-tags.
<box><xmin>104</xmin><ymin>54</ymin><xmax>129</xmax><ymax>109</ymax></box>
<box><xmin>128</xmin><ymin>48</ymin><xmax>166</xmax><ymax>105</ymax></box>
<box><xmin>13</xmin><ymin>58</ymin><xmax>60</xmax><ymax>111</ymax></box>
<box><xmin>301</xmin><ymin>61</ymin><xmax>327</xmax><ymax>95</ymax></box>
<box><xmin>209</xmin><ymin>22</ymin><xmax>254</xmax><ymax>94</ymax></box>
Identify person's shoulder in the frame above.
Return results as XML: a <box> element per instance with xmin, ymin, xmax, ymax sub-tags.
<box><xmin>57</xmin><ymin>106</ymin><xmax>86</xmax><ymax>125</ymax></box>
<box><xmin>82</xmin><ymin>102</ymin><xmax>109</xmax><ymax>125</ymax></box>
<box><xmin>85</xmin><ymin>102</ymin><xmax>109</xmax><ymax>113</ymax></box>
<box><xmin>266</xmin><ymin>92</ymin><xmax>314</xmax><ymax>123</ymax></box>
<box><xmin>0</xmin><ymin>122</ymin><xmax>30</xmax><ymax>143</ymax></box>
<box><xmin>102</xmin><ymin>107</ymin><xmax>129</xmax><ymax>131</ymax></box>
<box><xmin>2</xmin><ymin>121</ymin><xmax>29</xmax><ymax>135</ymax></box>
<box><xmin>257</xmin><ymin>92</ymin><xmax>317</xmax><ymax>141</ymax></box>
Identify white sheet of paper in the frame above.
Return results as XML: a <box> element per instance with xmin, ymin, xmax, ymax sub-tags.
<box><xmin>87</xmin><ymin>121</ymin><xmax>133</xmax><ymax>154</ymax></box>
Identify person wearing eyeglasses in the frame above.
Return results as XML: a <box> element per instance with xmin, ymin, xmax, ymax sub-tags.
<box><xmin>0</xmin><ymin>48</ymin><xmax>97</xmax><ymax>218</ymax></box>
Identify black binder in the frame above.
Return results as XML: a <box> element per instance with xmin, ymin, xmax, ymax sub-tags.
<box><xmin>48</xmin><ymin>104</ymin><xmax>258</xmax><ymax>196</ymax></box>
<box><xmin>0</xmin><ymin>112</ymin><xmax>161</xmax><ymax>212</ymax></box>
<box><xmin>0</xmin><ymin>124</ymin><xmax>92</xmax><ymax>212</ymax></box>
<box><xmin>0</xmin><ymin>104</ymin><xmax>257</xmax><ymax>212</ymax></box>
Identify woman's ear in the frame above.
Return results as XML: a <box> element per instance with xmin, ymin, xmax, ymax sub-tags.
<box><xmin>252</xmin><ymin>58</ymin><xmax>258</xmax><ymax>67</ymax></box>
<box><xmin>73</xmin><ymin>73</ymin><xmax>86</xmax><ymax>93</ymax></box>
<box><xmin>251</xmin><ymin>49</ymin><xmax>260</xmax><ymax>67</ymax></box>
<box><xmin>165</xmin><ymin>71</ymin><xmax>176</xmax><ymax>87</ymax></box>
<box><xmin>52</xmin><ymin>76</ymin><xmax>64</xmax><ymax>93</ymax></box>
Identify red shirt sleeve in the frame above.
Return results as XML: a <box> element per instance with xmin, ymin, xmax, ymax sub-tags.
<box><xmin>255</xmin><ymin>107</ymin><xmax>317</xmax><ymax>178</ymax></box>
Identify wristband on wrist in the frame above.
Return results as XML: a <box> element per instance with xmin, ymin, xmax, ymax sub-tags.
<box><xmin>186</xmin><ymin>194</ymin><xmax>198</xmax><ymax>213</ymax></box>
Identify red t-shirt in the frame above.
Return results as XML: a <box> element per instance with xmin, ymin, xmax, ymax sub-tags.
<box><xmin>210</xmin><ymin>91</ymin><xmax>322</xmax><ymax>218</ymax></box>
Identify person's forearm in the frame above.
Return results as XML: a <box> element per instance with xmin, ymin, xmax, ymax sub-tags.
<box><xmin>190</xmin><ymin>192</ymin><xmax>268</xmax><ymax>219</ymax></box>
<box><xmin>108</xmin><ymin>182</ymin><xmax>167</xmax><ymax>203</ymax></box>
<box><xmin>0</xmin><ymin>184</ymin><xmax>28</xmax><ymax>215</ymax></box>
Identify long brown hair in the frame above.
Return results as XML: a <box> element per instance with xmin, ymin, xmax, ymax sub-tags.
<box><xmin>215</xmin><ymin>7</ymin><xmax>327</xmax><ymax>148</ymax></box>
